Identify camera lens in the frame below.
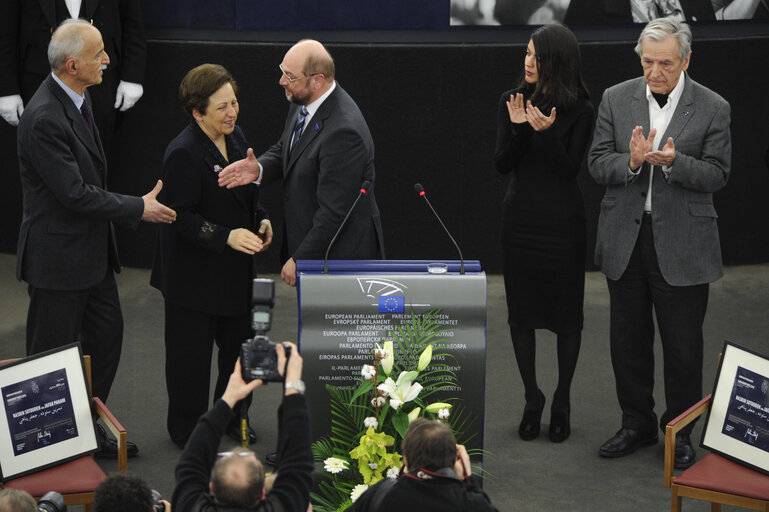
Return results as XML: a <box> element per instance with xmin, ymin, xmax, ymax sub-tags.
<box><xmin>37</xmin><ymin>492</ymin><xmax>66</xmax><ymax>512</ymax></box>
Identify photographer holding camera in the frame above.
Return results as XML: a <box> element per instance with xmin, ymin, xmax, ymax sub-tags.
<box><xmin>348</xmin><ymin>418</ymin><xmax>498</xmax><ymax>512</ymax></box>
<box><xmin>94</xmin><ymin>475</ymin><xmax>170</xmax><ymax>512</ymax></box>
<box><xmin>172</xmin><ymin>343</ymin><xmax>312</xmax><ymax>512</ymax></box>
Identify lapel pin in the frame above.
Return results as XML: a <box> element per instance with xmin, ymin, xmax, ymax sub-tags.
<box><xmin>314</xmin><ymin>122</ymin><xmax>319</xmax><ymax>132</ymax></box>
<box><xmin>684</xmin><ymin>112</ymin><xmax>689</xmax><ymax>116</ymax></box>
<box><xmin>213</xmin><ymin>164</ymin><xmax>222</xmax><ymax>173</ymax></box>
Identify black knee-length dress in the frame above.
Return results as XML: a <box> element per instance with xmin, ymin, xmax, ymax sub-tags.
<box><xmin>494</xmin><ymin>88</ymin><xmax>594</xmax><ymax>334</ymax></box>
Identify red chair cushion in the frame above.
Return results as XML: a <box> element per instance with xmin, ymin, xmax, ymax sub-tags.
<box><xmin>3</xmin><ymin>456</ymin><xmax>107</xmax><ymax>496</ymax></box>
<box><xmin>675</xmin><ymin>453</ymin><xmax>769</xmax><ymax>501</ymax></box>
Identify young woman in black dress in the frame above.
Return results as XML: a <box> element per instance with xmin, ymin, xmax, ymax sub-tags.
<box><xmin>494</xmin><ymin>24</ymin><xmax>594</xmax><ymax>442</ymax></box>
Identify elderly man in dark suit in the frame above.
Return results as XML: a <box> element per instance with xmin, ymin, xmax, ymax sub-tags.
<box><xmin>588</xmin><ymin>17</ymin><xmax>730</xmax><ymax>468</ymax></box>
<box><xmin>16</xmin><ymin>19</ymin><xmax>175</xmax><ymax>457</ymax></box>
<box><xmin>0</xmin><ymin>0</ymin><xmax>146</xmax><ymax>160</ymax></box>
<box><xmin>218</xmin><ymin>39</ymin><xmax>385</xmax><ymax>287</ymax></box>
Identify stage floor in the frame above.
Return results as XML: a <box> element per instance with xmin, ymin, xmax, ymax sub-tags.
<box><xmin>1</xmin><ymin>253</ymin><xmax>766</xmax><ymax>511</ymax></box>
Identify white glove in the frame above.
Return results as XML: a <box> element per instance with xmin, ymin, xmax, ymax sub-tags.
<box><xmin>0</xmin><ymin>95</ymin><xmax>24</xmax><ymax>126</ymax></box>
<box><xmin>114</xmin><ymin>81</ymin><xmax>144</xmax><ymax>111</ymax></box>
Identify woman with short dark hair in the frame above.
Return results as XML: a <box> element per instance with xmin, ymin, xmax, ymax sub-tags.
<box><xmin>494</xmin><ymin>24</ymin><xmax>594</xmax><ymax>443</ymax></box>
<box><xmin>151</xmin><ymin>64</ymin><xmax>272</xmax><ymax>447</ymax></box>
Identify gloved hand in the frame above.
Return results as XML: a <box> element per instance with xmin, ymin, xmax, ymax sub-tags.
<box><xmin>114</xmin><ymin>81</ymin><xmax>144</xmax><ymax>111</ymax></box>
<box><xmin>0</xmin><ymin>95</ymin><xmax>24</xmax><ymax>126</ymax></box>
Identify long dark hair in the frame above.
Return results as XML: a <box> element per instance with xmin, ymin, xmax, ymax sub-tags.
<box><xmin>518</xmin><ymin>24</ymin><xmax>589</xmax><ymax>110</ymax></box>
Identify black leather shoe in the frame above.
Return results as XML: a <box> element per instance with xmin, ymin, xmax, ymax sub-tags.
<box><xmin>227</xmin><ymin>424</ymin><xmax>257</xmax><ymax>445</ymax></box>
<box><xmin>95</xmin><ymin>423</ymin><xmax>139</xmax><ymax>459</ymax></box>
<box><xmin>598</xmin><ymin>428</ymin><xmax>658</xmax><ymax>458</ymax></box>
<box><xmin>548</xmin><ymin>404</ymin><xmax>571</xmax><ymax>443</ymax></box>
<box><xmin>518</xmin><ymin>389</ymin><xmax>545</xmax><ymax>441</ymax></box>
<box><xmin>674</xmin><ymin>433</ymin><xmax>696</xmax><ymax>469</ymax></box>
<box><xmin>264</xmin><ymin>451</ymin><xmax>280</xmax><ymax>466</ymax></box>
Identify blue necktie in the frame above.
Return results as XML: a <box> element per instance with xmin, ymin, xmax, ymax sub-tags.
<box><xmin>290</xmin><ymin>106</ymin><xmax>309</xmax><ymax>153</ymax></box>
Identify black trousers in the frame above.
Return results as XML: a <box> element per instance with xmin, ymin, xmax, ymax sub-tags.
<box><xmin>606</xmin><ymin>214</ymin><xmax>708</xmax><ymax>434</ymax></box>
<box><xmin>163</xmin><ymin>301</ymin><xmax>252</xmax><ymax>445</ymax></box>
<box><xmin>26</xmin><ymin>271</ymin><xmax>123</xmax><ymax>402</ymax></box>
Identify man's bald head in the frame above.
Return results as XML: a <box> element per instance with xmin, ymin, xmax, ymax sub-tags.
<box><xmin>289</xmin><ymin>39</ymin><xmax>335</xmax><ymax>80</ymax></box>
<box><xmin>48</xmin><ymin>19</ymin><xmax>93</xmax><ymax>73</ymax></box>
<box><xmin>210</xmin><ymin>448</ymin><xmax>265</xmax><ymax>507</ymax></box>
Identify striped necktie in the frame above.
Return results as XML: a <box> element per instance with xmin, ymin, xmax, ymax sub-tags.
<box><xmin>290</xmin><ymin>106</ymin><xmax>309</xmax><ymax>153</ymax></box>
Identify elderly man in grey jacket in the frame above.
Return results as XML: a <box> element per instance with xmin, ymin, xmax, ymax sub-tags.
<box><xmin>589</xmin><ymin>16</ymin><xmax>731</xmax><ymax>469</ymax></box>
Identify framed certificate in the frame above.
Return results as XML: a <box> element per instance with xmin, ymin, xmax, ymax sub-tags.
<box><xmin>0</xmin><ymin>343</ymin><xmax>97</xmax><ymax>481</ymax></box>
<box><xmin>702</xmin><ymin>340</ymin><xmax>769</xmax><ymax>475</ymax></box>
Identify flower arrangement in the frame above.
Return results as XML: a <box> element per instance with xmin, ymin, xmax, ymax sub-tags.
<box><xmin>311</xmin><ymin>309</ymin><xmax>476</xmax><ymax>511</ymax></box>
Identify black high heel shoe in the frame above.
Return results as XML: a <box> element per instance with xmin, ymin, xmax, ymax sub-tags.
<box><xmin>518</xmin><ymin>389</ymin><xmax>545</xmax><ymax>441</ymax></box>
<box><xmin>548</xmin><ymin>404</ymin><xmax>571</xmax><ymax>443</ymax></box>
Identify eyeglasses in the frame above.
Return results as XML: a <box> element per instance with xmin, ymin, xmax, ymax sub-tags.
<box><xmin>217</xmin><ymin>451</ymin><xmax>256</xmax><ymax>458</ymax></box>
<box><xmin>279</xmin><ymin>64</ymin><xmax>319</xmax><ymax>83</ymax></box>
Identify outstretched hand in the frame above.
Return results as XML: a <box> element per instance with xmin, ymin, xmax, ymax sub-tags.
<box><xmin>218</xmin><ymin>148</ymin><xmax>260</xmax><ymax>189</ymax></box>
<box><xmin>141</xmin><ymin>180</ymin><xmax>176</xmax><ymax>223</ymax></box>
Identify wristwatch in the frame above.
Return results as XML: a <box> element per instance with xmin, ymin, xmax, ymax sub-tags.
<box><xmin>284</xmin><ymin>380</ymin><xmax>305</xmax><ymax>394</ymax></box>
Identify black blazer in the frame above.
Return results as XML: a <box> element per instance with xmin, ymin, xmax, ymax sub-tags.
<box><xmin>0</xmin><ymin>0</ymin><xmax>146</xmax><ymax>98</ymax></box>
<box><xmin>151</xmin><ymin>123</ymin><xmax>268</xmax><ymax>316</ymax></box>
<box><xmin>16</xmin><ymin>75</ymin><xmax>143</xmax><ymax>290</ymax></box>
<box><xmin>258</xmin><ymin>83</ymin><xmax>385</xmax><ymax>261</ymax></box>
<box><xmin>564</xmin><ymin>0</ymin><xmax>715</xmax><ymax>24</ymax></box>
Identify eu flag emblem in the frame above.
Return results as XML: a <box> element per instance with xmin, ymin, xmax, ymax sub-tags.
<box><xmin>378</xmin><ymin>296</ymin><xmax>404</xmax><ymax>313</ymax></box>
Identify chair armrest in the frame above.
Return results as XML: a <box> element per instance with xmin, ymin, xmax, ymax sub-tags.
<box><xmin>92</xmin><ymin>396</ymin><xmax>128</xmax><ymax>473</ymax></box>
<box><xmin>664</xmin><ymin>393</ymin><xmax>711</xmax><ymax>488</ymax></box>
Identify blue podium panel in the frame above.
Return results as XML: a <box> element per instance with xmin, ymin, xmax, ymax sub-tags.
<box><xmin>298</xmin><ymin>267</ymin><xmax>487</xmax><ymax>453</ymax></box>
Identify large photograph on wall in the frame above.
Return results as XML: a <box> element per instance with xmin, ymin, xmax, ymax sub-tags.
<box><xmin>450</xmin><ymin>0</ymin><xmax>769</xmax><ymax>25</ymax></box>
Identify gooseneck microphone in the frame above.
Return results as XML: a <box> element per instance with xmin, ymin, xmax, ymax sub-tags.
<box><xmin>414</xmin><ymin>183</ymin><xmax>465</xmax><ymax>275</ymax></box>
<box><xmin>323</xmin><ymin>181</ymin><xmax>371</xmax><ymax>274</ymax></box>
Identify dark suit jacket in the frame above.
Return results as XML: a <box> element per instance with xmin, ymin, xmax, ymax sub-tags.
<box><xmin>16</xmin><ymin>74</ymin><xmax>143</xmax><ymax>290</ymax></box>
<box><xmin>258</xmin><ymin>83</ymin><xmax>385</xmax><ymax>261</ymax></box>
<box><xmin>0</xmin><ymin>0</ymin><xmax>146</xmax><ymax>99</ymax></box>
<box><xmin>588</xmin><ymin>74</ymin><xmax>731</xmax><ymax>286</ymax></box>
<box><xmin>151</xmin><ymin>123</ymin><xmax>268</xmax><ymax>316</ymax></box>
<box><xmin>564</xmin><ymin>0</ymin><xmax>715</xmax><ymax>24</ymax></box>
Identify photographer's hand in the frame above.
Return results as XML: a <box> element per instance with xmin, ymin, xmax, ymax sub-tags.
<box><xmin>276</xmin><ymin>342</ymin><xmax>303</xmax><ymax>395</ymax></box>
<box><xmin>222</xmin><ymin>358</ymin><xmax>263</xmax><ymax>408</ymax></box>
<box><xmin>454</xmin><ymin>444</ymin><xmax>471</xmax><ymax>481</ymax></box>
<box><xmin>160</xmin><ymin>500</ymin><xmax>172</xmax><ymax>512</ymax></box>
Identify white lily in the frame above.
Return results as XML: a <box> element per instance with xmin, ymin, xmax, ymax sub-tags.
<box><xmin>417</xmin><ymin>344</ymin><xmax>433</xmax><ymax>371</ymax></box>
<box><xmin>424</xmin><ymin>402</ymin><xmax>452</xmax><ymax>414</ymax></box>
<box><xmin>407</xmin><ymin>407</ymin><xmax>421</xmax><ymax>423</ymax></box>
<box><xmin>381</xmin><ymin>340</ymin><xmax>394</xmax><ymax>376</ymax></box>
<box><xmin>378</xmin><ymin>371</ymin><xmax>422</xmax><ymax>410</ymax></box>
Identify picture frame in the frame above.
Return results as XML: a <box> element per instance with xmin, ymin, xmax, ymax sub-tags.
<box><xmin>0</xmin><ymin>343</ymin><xmax>97</xmax><ymax>481</ymax></box>
<box><xmin>702</xmin><ymin>340</ymin><xmax>769</xmax><ymax>476</ymax></box>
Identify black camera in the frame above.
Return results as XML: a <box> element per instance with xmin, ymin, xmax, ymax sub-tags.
<box><xmin>37</xmin><ymin>492</ymin><xmax>66</xmax><ymax>512</ymax></box>
<box><xmin>241</xmin><ymin>279</ymin><xmax>289</xmax><ymax>382</ymax></box>
<box><xmin>151</xmin><ymin>490</ymin><xmax>164</xmax><ymax>512</ymax></box>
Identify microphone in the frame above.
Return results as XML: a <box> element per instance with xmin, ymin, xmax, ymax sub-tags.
<box><xmin>323</xmin><ymin>181</ymin><xmax>371</xmax><ymax>274</ymax></box>
<box><xmin>414</xmin><ymin>183</ymin><xmax>465</xmax><ymax>275</ymax></box>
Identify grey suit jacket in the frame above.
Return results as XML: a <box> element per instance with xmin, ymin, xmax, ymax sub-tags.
<box><xmin>16</xmin><ymin>75</ymin><xmax>143</xmax><ymax>290</ymax></box>
<box><xmin>259</xmin><ymin>83</ymin><xmax>385</xmax><ymax>261</ymax></box>
<box><xmin>589</xmin><ymin>74</ymin><xmax>731</xmax><ymax>286</ymax></box>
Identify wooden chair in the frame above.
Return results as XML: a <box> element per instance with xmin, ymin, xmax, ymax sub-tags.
<box><xmin>0</xmin><ymin>355</ymin><xmax>128</xmax><ymax>512</ymax></box>
<box><xmin>664</xmin><ymin>393</ymin><xmax>769</xmax><ymax>512</ymax></box>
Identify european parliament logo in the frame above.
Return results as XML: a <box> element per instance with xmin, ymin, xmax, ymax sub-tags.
<box><xmin>378</xmin><ymin>296</ymin><xmax>405</xmax><ymax>313</ymax></box>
